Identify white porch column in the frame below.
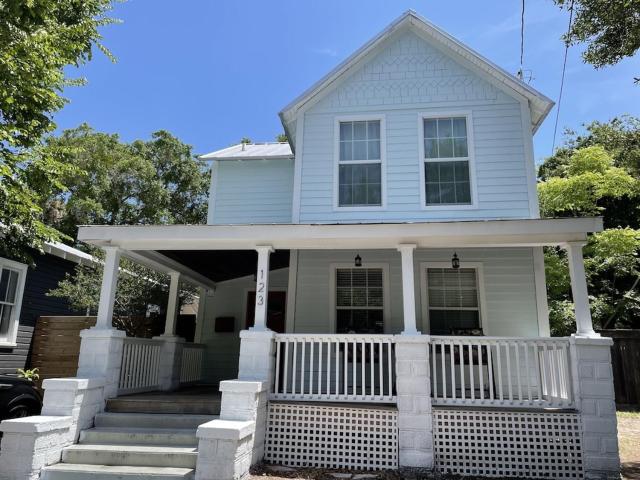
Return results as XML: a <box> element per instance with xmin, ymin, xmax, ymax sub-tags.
<box><xmin>398</xmin><ymin>244</ymin><xmax>419</xmax><ymax>335</ymax></box>
<box><xmin>96</xmin><ymin>246</ymin><xmax>121</xmax><ymax>329</ymax></box>
<box><xmin>163</xmin><ymin>271</ymin><xmax>181</xmax><ymax>337</ymax></box>
<box><xmin>252</xmin><ymin>245</ymin><xmax>274</xmax><ymax>331</ymax></box>
<box><xmin>564</xmin><ymin>241</ymin><xmax>597</xmax><ymax>337</ymax></box>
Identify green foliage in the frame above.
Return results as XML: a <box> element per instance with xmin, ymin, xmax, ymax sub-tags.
<box><xmin>48</xmin><ymin>249</ymin><xmax>197</xmax><ymax>337</ymax></box>
<box><xmin>0</xmin><ymin>0</ymin><xmax>117</xmax><ymax>260</ymax></box>
<box><xmin>42</xmin><ymin>124</ymin><xmax>210</xmax><ymax>239</ymax></box>
<box><xmin>538</xmin><ymin>146</ymin><xmax>637</xmax><ymax>217</ymax></box>
<box><xmin>275</xmin><ymin>133</ymin><xmax>288</xmax><ymax>143</ymax></box>
<box><xmin>539</xmin><ymin>120</ymin><xmax>640</xmax><ymax>333</ymax></box>
<box><xmin>554</xmin><ymin>0</ymin><xmax>640</xmax><ymax>81</ymax></box>
<box><xmin>239</xmin><ymin>137</ymin><xmax>252</xmax><ymax>144</ymax></box>
<box><xmin>16</xmin><ymin>368</ymin><xmax>39</xmax><ymax>382</ymax></box>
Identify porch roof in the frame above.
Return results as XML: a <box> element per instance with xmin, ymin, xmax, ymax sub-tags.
<box><xmin>78</xmin><ymin>217</ymin><xmax>602</xmax><ymax>252</ymax></box>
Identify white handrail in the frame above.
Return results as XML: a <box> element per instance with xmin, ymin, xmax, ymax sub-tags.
<box><xmin>118</xmin><ymin>337</ymin><xmax>163</xmax><ymax>395</ymax></box>
<box><xmin>429</xmin><ymin>336</ymin><xmax>574</xmax><ymax>408</ymax></box>
<box><xmin>272</xmin><ymin>334</ymin><xmax>396</xmax><ymax>403</ymax></box>
<box><xmin>180</xmin><ymin>343</ymin><xmax>205</xmax><ymax>384</ymax></box>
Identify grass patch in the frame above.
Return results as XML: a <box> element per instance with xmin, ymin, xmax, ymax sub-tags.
<box><xmin>618</xmin><ymin>410</ymin><xmax>640</xmax><ymax>419</ymax></box>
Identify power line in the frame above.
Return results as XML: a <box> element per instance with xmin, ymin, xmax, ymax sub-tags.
<box><xmin>551</xmin><ymin>0</ymin><xmax>575</xmax><ymax>154</ymax></box>
<box><xmin>518</xmin><ymin>0</ymin><xmax>525</xmax><ymax>80</ymax></box>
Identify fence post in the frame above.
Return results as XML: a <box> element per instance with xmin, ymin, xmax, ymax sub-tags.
<box><xmin>394</xmin><ymin>335</ymin><xmax>433</xmax><ymax>468</ymax></box>
<box><xmin>571</xmin><ymin>336</ymin><xmax>620</xmax><ymax>479</ymax></box>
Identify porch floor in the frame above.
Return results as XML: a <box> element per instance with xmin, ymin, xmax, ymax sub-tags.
<box><xmin>107</xmin><ymin>385</ymin><xmax>221</xmax><ymax>415</ymax></box>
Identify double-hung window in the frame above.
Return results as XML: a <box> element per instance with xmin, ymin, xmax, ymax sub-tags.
<box><xmin>0</xmin><ymin>258</ymin><xmax>27</xmax><ymax>346</ymax></box>
<box><xmin>337</xmin><ymin>119</ymin><xmax>383</xmax><ymax>207</ymax></box>
<box><xmin>422</xmin><ymin>115</ymin><xmax>473</xmax><ymax>206</ymax></box>
<box><xmin>335</xmin><ymin>268</ymin><xmax>384</xmax><ymax>333</ymax></box>
<box><xmin>425</xmin><ymin>266</ymin><xmax>481</xmax><ymax>335</ymax></box>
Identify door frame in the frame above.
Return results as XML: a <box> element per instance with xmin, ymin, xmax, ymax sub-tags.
<box><xmin>243</xmin><ymin>288</ymin><xmax>288</xmax><ymax>332</ymax></box>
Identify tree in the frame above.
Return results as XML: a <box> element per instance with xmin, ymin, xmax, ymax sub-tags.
<box><xmin>0</xmin><ymin>0</ymin><xmax>116</xmax><ymax>260</ymax></box>
<box><xmin>554</xmin><ymin>0</ymin><xmax>640</xmax><ymax>81</ymax></box>
<box><xmin>275</xmin><ymin>133</ymin><xmax>288</xmax><ymax>143</ymax></box>
<box><xmin>42</xmin><ymin>124</ymin><xmax>210</xmax><ymax>239</ymax></box>
<box><xmin>48</xmin><ymin>250</ymin><xmax>197</xmax><ymax>337</ymax></box>
<box><xmin>538</xmin><ymin>118</ymin><xmax>640</xmax><ymax>334</ymax></box>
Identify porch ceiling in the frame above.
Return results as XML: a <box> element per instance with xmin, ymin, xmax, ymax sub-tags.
<box><xmin>77</xmin><ymin>217</ymin><xmax>603</xmax><ymax>252</ymax></box>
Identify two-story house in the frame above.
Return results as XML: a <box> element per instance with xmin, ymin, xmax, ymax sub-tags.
<box><xmin>1</xmin><ymin>11</ymin><xmax>619</xmax><ymax>480</ymax></box>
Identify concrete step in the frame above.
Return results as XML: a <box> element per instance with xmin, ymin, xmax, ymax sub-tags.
<box><xmin>79</xmin><ymin>427</ymin><xmax>198</xmax><ymax>447</ymax></box>
<box><xmin>41</xmin><ymin>463</ymin><xmax>194</xmax><ymax>480</ymax></box>
<box><xmin>107</xmin><ymin>397</ymin><xmax>220</xmax><ymax>415</ymax></box>
<box><xmin>94</xmin><ymin>412</ymin><xmax>216</xmax><ymax>430</ymax></box>
<box><xmin>61</xmin><ymin>444</ymin><xmax>198</xmax><ymax>468</ymax></box>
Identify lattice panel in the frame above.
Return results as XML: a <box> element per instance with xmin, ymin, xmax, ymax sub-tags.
<box><xmin>265</xmin><ymin>402</ymin><xmax>398</xmax><ymax>470</ymax></box>
<box><xmin>433</xmin><ymin>409</ymin><xmax>583</xmax><ymax>479</ymax></box>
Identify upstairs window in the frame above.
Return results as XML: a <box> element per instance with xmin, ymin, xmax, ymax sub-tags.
<box><xmin>337</xmin><ymin>119</ymin><xmax>383</xmax><ymax>207</ymax></box>
<box><xmin>422</xmin><ymin>116</ymin><xmax>473</xmax><ymax>206</ymax></box>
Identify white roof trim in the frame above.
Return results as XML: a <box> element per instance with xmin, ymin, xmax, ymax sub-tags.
<box><xmin>199</xmin><ymin>142</ymin><xmax>293</xmax><ymax>161</ymax></box>
<box><xmin>78</xmin><ymin>217</ymin><xmax>602</xmax><ymax>251</ymax></box>
<box><xmin>43</xmin><ymin>241</ymin><xmax>98</xmax><ymax>266</ymax></box>
<box><xmin>279</xmin><ymin>10</ymin><xmax>554</xmax><ymax>148</ymax></box>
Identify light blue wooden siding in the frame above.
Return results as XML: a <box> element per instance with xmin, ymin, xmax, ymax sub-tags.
<box><xmin>208</xmin><ymin>159</ymin><xmax>294</xmax><ymax>224</ymax></box>
<box><xmin>299</xmin><ymin>30</ymin><xmax>534</xmax><ymax>223</ymax></box>
<box><xmin>293</xmin><ymin>248</ymin><xmax>540</xmax><ymax>337</ymax></box>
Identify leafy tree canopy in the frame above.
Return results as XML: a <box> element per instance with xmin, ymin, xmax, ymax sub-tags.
<box><xmin>42</xmin><ymin>124</ymin><xmax>210</xmax><ymax>239</ymax></box>
<box><xmin>554</xmin><ymin>0</ymin><xmax>640</xmax><ymax>81</ymax></box>
<box><xmin>0</xmin><ymin>0</ymin><xmax>116</xmax><ymax>260</ymax></box>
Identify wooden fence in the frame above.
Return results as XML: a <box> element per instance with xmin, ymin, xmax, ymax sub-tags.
<box><xmin>28</xmin><ymin>316</ymin><xmax>96</xmax><ymax>390</ymax></box>
<box><xmin>600</xmin><ymin>329</ymin><xmax>640</xmax><ymax>407</ymax></box>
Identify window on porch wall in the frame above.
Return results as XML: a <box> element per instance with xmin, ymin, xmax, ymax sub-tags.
<box><xmin>427</xmin><ymin>267</ymin><xmax>481</xmax><ymax>335</ymax></box>
<box><xmin>336</xmin><ymin>268</ymin><xmax>384</xmax><ymax>334</ymax></box>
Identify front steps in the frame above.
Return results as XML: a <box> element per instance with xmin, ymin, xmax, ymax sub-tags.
<box><xmin>41</xmin><ymin>405</ymin><xmax>217</xmax><ymax>479</ymax></box>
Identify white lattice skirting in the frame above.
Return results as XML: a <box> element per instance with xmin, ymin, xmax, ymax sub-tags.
<box><xmin>264</xmin><ymin>402</ymin><xmax>398</xmax><ymax>470</ymax></box>
<box><xmin>433</xmin><ymin>409</ymin><xmax>583</xmax><ymax>479</ymax></box>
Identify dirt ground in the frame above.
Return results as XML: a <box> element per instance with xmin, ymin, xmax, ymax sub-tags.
<box><xmin>250</xmin><ymin>413</ymin><xmax>640</xmax><ymax>480</ymax></box>
<box><xmin>619</xmin><ymin>411</ymin><xmax>640</xmax><ymax>480</ymax></box>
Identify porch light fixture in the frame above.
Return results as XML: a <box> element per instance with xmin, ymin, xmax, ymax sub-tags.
<box><xmin>354</xmin><ymin>254</ymin><xmax>362</xmax><ymax>267</ymax></box>
<box><xmin>451</xmin><ymin>252</ymin><xmax>460</xmax><ymax>269</ymax></box>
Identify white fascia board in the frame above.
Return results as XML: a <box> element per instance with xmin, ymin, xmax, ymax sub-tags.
<box><xmin>201</xmin><ymin>155</ymin><xmax>294</xmax><ymax>162</ymax></box>
<box><xmin>78</xmin><ymin>217</ymin><xmax>602</xmax><ymax>251</ymax></box>
<box><xmin>122</xmin><ymin>250</ymin><xmax>216</xmax><ymax>290</ymax></box>
<box><xmin>43</xmin><ymin>241</ymin><xmax>98</xmax><ymax>266</ymax></box>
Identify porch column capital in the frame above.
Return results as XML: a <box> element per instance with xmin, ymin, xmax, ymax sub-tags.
<box><xmin>563</xmin><ymin>241</ymin><xmax>598</xmax><ymax>337</ymax></box>
<box><xmin>397</xmin><ymin>243</ymin><xmax>417</xmax><ymax>252</ymax></box>
<box><xmin>255</xmin><ymin>245</ymin><xmax>275</xmax><ymax>254</ymax></box>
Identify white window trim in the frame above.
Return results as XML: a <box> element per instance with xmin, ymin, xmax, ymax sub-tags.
<box><xmin>0</xmin><ymin>257</ymin><xmax>28</xmax><ymax>347</ymax></box>
<box><xmin>329</xmin><ymin>262</ymin><xmax>391</xmax><ymax>334</ymax></box>
<box><xmin>333</xmin><ymin>114</ymin><xmax>387</xmax><ymax>211</ymax></box>
<box><xmin>418</xmin><ymin>111</ymin><xmax>479</xmax><ymax>211</ymax></box>
<box><xmin>419</xmin><ymin>261</ymin><xmax>487</xmax><ymax>335</ymax></box>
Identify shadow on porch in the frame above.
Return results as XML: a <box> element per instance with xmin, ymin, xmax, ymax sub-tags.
<box><xmin>107</xmin><ymin>385</ymin><xmax>221</xmax><ymax>415</ymax></box>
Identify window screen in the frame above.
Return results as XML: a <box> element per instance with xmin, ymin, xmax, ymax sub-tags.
<box><xmin>336</xmin><ymin>268</ymin><xmax>384</xmax><ymax>333</ymax></box>
<box><xmin>426</xmin><ymin>267</ymin><xmax>480</xmax><ymax>335</ymax></box>
<box><xmin>338</xmin><ymin>120</ymin><xmax>382</xmax><ymax>207</ymax></box>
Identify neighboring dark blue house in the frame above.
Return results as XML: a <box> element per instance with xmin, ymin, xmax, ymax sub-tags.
<box><xmin>0</xmin><ymin>243</ymin><xmax>91</xmax><ymax>376</ymax></box>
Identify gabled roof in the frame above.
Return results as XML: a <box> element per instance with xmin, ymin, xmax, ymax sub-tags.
<box><xmin>279</xmin><ymin>10</ymin><xmax>554</xmax><ymax>150</ymax></box>
<box><xmin>199</xmin><ymin>142</ymin><xmax>293</xmax><ymax>161</ymax></box>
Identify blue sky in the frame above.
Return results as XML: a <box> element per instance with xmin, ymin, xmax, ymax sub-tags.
<box><xmin>54</xmin><ymin>0</ymin><xmax>638</xmax><ymax>164</ymax></box>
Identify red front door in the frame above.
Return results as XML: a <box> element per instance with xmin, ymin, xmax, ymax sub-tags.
<box><xmin>245</xmin><ymin>291</ymin><xmax>287</xmax><ymax>333</ymax></box>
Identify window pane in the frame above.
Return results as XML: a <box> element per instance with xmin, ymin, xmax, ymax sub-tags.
<box><xmin>368</xmin><ymin>184</ymin><xmax>381</xmax><ymax>205</ymax></box>
<box><xmin>454</xmin><ymin>161</ymin><xmax>470</xmax><ymax>181</ymax></box>
<box><xmin>367</xmin><ymin>163</ymin><xmax>381</xmax><ymax>183</ymax></box>
<box><xmin>352</xmin><ymin>164</ymin><xmax>367</xmax><ymax>184</ymax></box>
<box><xmin>429</xmin><ymin>310</ymin><xmax>479</xmax><ymax>335</ymax></box>
<box><xmin>353</xmin><ymin>184</ymin><xmax>367</xmax><ymax>205</ymax></box>
<box><xmin>438</xmin><ymin>138</ymin><xmax>454</xmax><ymax>158</ymax></box>
<box><xmin>452</xmin><ymin>117</ymin><xmax>467</xmax><ymax>137</ymax></box>
<box><xmin>0</xmin><ymin>304</ymin><xmax>12</xmax><ymax>336</ymax></box>
<box><xmin>424</xmin><ymin>139</ymin><xmax>438</xmax><ymax>159</ymax></box>
<box><xmin>336</xmin><ymin>309</ymin><xmax>383</xmax><ymax>334</ymax></box>
<box><xmin>339</xmin><ymin>185</ymin><xmax>352</xmax><ymax>205</ymax></box>
<box><xmin>439</xmin><ymin>182</ymin><xmax>456</xmax><ymax>203</ymax></box>
<box><xmin>456</xmin><ymin>182</ymin><xmax>471</xmax><ymax>204</ymax></box>
<box><xmin>339</xmin><ymin>164</ymin><xmax>352</xmax><ymax>185</ymax></box>
<box><xmin>424</xmin><ymin>119</ymin><xmax>437</xmax><ymax>138</ymax></box>
<box><xmin>439</xmin><ymin>162</ymin><xmax>454</xmax><ymax>182</ymax></box>
<box><xmin>353</xmin><ymin>121</ymin><xmax>367</xmax><ymax>140</ymax></box>
<box><xmin>425</xmin><ymin>162</ymin><xmax>439</xmax><ymax>182</ymax></box>
<box><xmin>367</xmin><ymin>121</ymin><xmax>380</xmax><ymax>140</ymax></box>
<box><xmin>438</xmin><ymin>118</ymin><xmax>453</xmax><ymax>138</ymax></box>
<box><xmin>353</xmin><ymin>140</ymin><xmax>367</xmax><ymax>160</ymax></box>
<box><xmin>0</xmin><ymin>269</ymin><xmax>8</xmax><ymax>303</ymax></box>
<box><xmin>339</xmin><ymin>164</ymin><xmax>381</xmax><ymax>207</ymax></box>
<box><xmin>367</xmin><ymin>140</ymin><xmax>380</xmax><ymax>160</ymax></box>
<box><xmin>453</xmin><ymin>138</ymin><xmax>468</xmax><ymax>157</ymax></box>
<box><xmin>340</xmin><ymin>122</ymin><xmax>353</xmax><ymax>141</ymax></box>
<box><xmin>340</xmin><ymin>141</ymin><xmax>352</xmax><ymax>161</ymax></box>
<box><xmin>425</xmin><ymin>183</ymin><xmax>441</xmax><ymax>204</ymax></box>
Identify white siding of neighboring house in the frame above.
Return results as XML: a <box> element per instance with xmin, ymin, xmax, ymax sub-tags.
<box><xmin>200</xmin><ymin>268</ymin><xmax>289</xmax><ymax>385</ymax></box>
<box><xmin>208</xmin><ymin>158</ymin><xmax>294</xmax><ymax>224</ymax></box>
<box><xmin>297</xmin><ymin>30</ymin><xmax>536</xmax><ymax>223</ymax></box>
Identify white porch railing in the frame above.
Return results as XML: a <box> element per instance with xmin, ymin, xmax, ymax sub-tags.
<box><xmin>118</xmin><ymin>337</ymin><xmax>163</xmax><ymax>395</ymax></box>
<box><xmin>429</xmin><ymin>336</ymin><xmax>574</xmax><ymax>408</ymax></box>
<box><xmin>180</xmin><ymin>343</ymin><xmax>205</xmax><ymax>384</ymax></box>
<box><xmin>272</xmin><ymin>334</ymin><xmax>396</xmax><ymax>403</ymax></box>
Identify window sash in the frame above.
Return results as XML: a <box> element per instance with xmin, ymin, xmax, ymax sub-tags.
<box><xmin>423</xmin><ymin>117</ymin><xmax>469</xmax><ymax>161</ymax></box>
<box><xmin>0</xmin><ymin>263</ymin><xmax>24</xmax><ymax>343</ymax></box>
<box><xmin>427</xmin><ymin>267</ymin><xmax>480</xmax><ymax>311</ymax></box>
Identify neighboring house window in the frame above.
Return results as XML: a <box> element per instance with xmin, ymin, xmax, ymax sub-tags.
<box><xmin>335</xmin><ymin>268</ymin><xmax>384</xmax><ymax>333</ymax></box>
<box><xmin>422</xmin><ymin>116</ymin><xmax>472</xmax><ymax>206</ymax></box>
<box><xmin>338</xmin><ymin>119</ymin><xmax>383</xmax><ymax>207</ymax></box>
<box><xmin>0</xmin><ymin>258</ymin><xmax>27</xmax><ymax>346</ymax></box>
<box><xmin>426</xmin><ymin>267</ymin><xmax>480</xmax><ymax>335</ymax></box>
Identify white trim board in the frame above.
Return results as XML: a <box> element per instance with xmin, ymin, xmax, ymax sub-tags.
<box><xmin>0</xmin><ymin>257</ymin><xmax>28</xmax><ymax>347</ymax></box>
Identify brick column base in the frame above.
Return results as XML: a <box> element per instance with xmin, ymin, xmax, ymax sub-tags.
<box><xmin>153</xmin><ymin>335</ymin><xmax>185</xmax><ymax>391</ymax></box>
<box><xmin>77</xmin><ymin>327</ymin><xmax>125</xmax><ymax>400</ymax></box>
